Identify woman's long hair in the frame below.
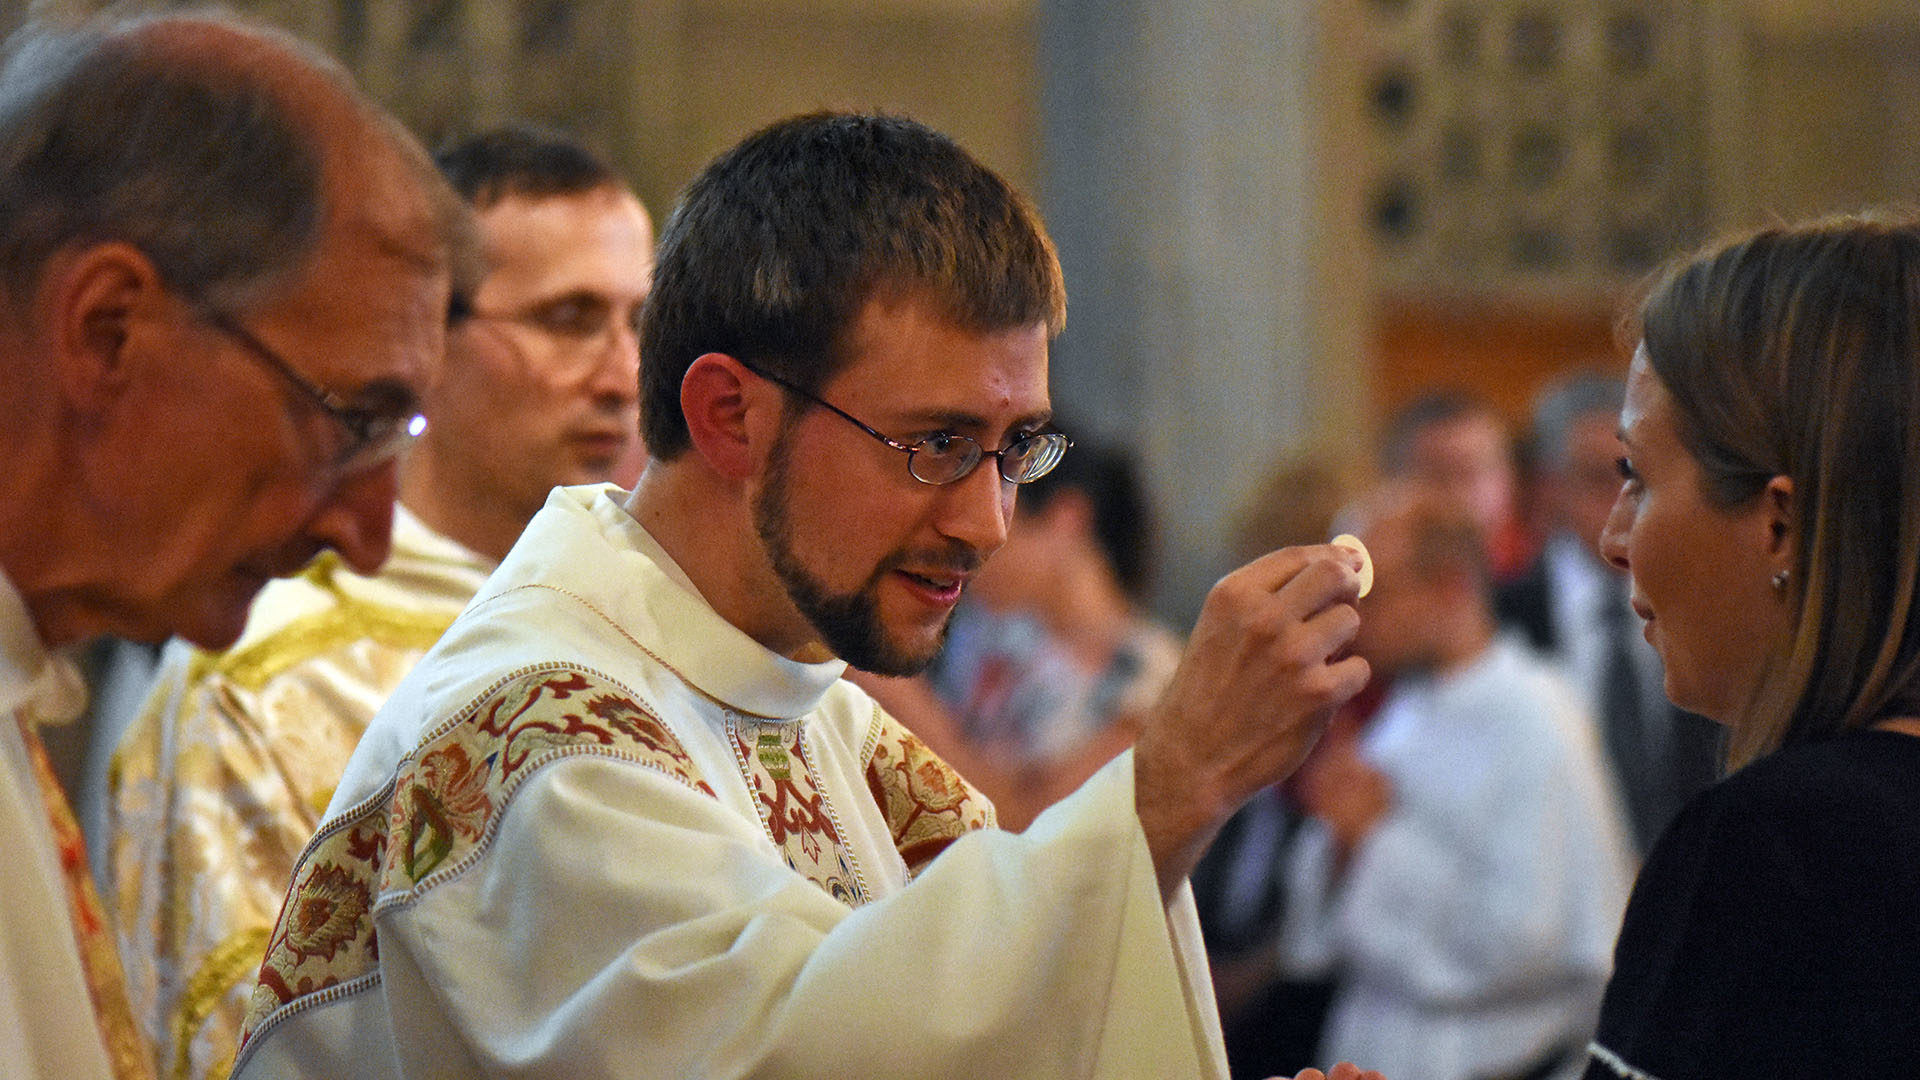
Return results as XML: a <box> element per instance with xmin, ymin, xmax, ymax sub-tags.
<box><xmin>1635</xmin><ymin>213</ymin><xmax>1920</xmax><ymax>767</ymax></box>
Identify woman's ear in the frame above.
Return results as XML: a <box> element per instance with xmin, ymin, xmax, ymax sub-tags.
<box><xmin>1763</xmin><ymin>473</ymin><xmax>1795</xmax><ymax>566</ymax></box>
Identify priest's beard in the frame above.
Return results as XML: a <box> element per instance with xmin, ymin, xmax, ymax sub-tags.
<box><xmin>752</xmin><ymin>431</ymin><xmax>973</xmax><ymax>676</ymax></box>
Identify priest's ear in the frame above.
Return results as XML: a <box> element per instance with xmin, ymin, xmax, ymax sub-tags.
<box><xmin>680</xmin><ymin>352</ymin><xmax>785</xmax><ymax>481</ymax></box>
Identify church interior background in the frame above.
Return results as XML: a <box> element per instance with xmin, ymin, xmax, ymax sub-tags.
<box><xmin>16</xmin><ymin>0</ymin><xmax>1920</xmax><ymax>622</ymax></box>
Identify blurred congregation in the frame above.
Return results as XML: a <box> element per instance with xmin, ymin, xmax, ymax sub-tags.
<box><xmin>12</xmin><ymin>1</ymin><xmax>1920</xmax><ymax>1079</ymax></box>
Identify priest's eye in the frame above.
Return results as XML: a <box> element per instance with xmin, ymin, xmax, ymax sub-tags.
<box><xmin>1615</xmin><ymin>456</ymin><xmax>1636</xmax><ymax>482</ymax></box>
<box><xmin>919</xmin><ymin>432</ymin><xmax>964</xmax><ymax>456</ymax></box>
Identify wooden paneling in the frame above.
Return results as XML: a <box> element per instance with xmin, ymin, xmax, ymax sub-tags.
<box><xmin>1372</xmin><ymin>293</ymin><xmax>1629</xmax><ymax>431</ymax></box>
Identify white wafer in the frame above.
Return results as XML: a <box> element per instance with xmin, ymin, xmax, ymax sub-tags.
<box><xmin>1330</xmin><ymin>533</ymin><xmax>1373</xmax><ymax>598</ymax></box>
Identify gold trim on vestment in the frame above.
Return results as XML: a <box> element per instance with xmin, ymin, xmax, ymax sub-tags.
<box><xmin>169</xmin><ymin>926</ymin><xmax>270</xmax><ymax>1080</ymax></box>
<box><xmin>187</xmin><ymin>591</ymin><xmax>457</xmax><ymax>693</ymax></box>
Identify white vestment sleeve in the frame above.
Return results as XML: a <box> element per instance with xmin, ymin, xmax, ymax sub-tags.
<box><xmin>367</xmin><ymin>750</ymin><xmax>1221</xmax><ymax>1079</ymax></box>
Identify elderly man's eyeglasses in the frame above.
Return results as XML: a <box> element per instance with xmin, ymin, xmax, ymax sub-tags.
<box><xmin>743</xmin><ymin>362</ymin><xmax>1070</xmax><ymax>486</ymax></box>
<box><xmin>200</xmin><ymin>307</ymin><xmax>427</xmax><ymax>474</ymax></box>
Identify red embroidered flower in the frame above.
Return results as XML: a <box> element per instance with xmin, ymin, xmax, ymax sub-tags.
<box><xmin>905</xmin><ymin>756</ymin><xmax>965</xmax><ymax>812</ymax></box>
<box><xmin>285</xmin><ymin>862</ymin><xmax>372</xmax><ymax>963</ymax></box>
<box><xmin>400</xmin><ymin>744</ymin><xmax>495</xmax><ymax>881</ymax></box>
<box><xmin>596</xmin><ymin>697</ymin><xmax>673</xmax><ymax>751</ymax></box>
<box><xmin>416</xmin><ymin>744</ymin><xmax>493</xmax><ymax>835</ymax></box>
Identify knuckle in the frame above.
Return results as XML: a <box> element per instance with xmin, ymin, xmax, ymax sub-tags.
<box><xmin>1201</xmin><ymin>578</ymin><xmax>1253</xmax><ymax>622</ymax></box>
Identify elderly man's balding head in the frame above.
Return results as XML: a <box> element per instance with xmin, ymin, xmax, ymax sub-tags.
<box><xmin>0</xmin><ymin>12</ymin><xmax>465</xmax><ymax>314</ymax></box>
<box><xmin>0</xmin><ymin>12</ymin><xmax>470</xmax><ymax>649</ymax></box>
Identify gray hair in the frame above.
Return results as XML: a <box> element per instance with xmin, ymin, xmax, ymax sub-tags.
<box><xmin>1529</xmin><ymin>370</ymin><xmax>1625</xmax><ymax>474</ymax></box>
<box><xmin>0</xmin><ymin>12</ymin><xmax>373</xmax><ymax>315</ymax></box>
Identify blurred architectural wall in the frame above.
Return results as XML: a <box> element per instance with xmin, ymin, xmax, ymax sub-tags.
<box><xmin>1352</xmin><ymin>0</ymin><xmax>1920</xmax><ymax>420</ymax></box>
<box><xmin>21</xmin><ymin>0</ymin><xmax>1038</xmax><ymax>232</ymax></box>
<box><xmin>12</xmin><ymin>0</ymin><xmax>1920</xmax><ymax>618</ymax></box>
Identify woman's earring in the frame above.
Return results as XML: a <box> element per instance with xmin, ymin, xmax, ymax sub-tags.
<box><xmin>1771</xmin><ymin>569</ymin><xmax>1790</xmax><ymax>592</ymax></box>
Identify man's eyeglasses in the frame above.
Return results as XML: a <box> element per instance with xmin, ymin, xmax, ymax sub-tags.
<box><xmin>200</xmin><ymin>307</ymin><xmax>427</xmax><ymax>475</ymax></box>
<box><xmin>742</xmin><ymin>362</ymin><xmax>1070</xmax><ymax>486</ymax></box>
<box><xmin>450</xmin><ymin>291</ymin><xmax>640</xmax><ymax>377</ymax></box>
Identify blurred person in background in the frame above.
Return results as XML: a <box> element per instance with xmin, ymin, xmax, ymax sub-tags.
<box><xmin>860</xmin><ymin>436</ymin><xmax>1181</xmax><ymax>829</ymax></box>
<box><xmin>1496</xmin><ymin>372</ymin><xmax>1719</xmax><ymax>857</ymax></box>
<box><xmin>1192</xmin><ymin>452</ymin><xmax>1368</xmax><ymax>1079</ymax></box>
<box><xmin>1282</xmin><ymin>485</ymin><xmax>1633</xmax><ymax>1080</ymax></box>
<box><xmin>1586</xmin><ymin>215</ymin><xmax>1920</xmax><ymax>1078</ymax></box>
<box><xmin>1380</xmin><ymin>391</ymin><xmax>1534</xmax><ymax>583</ymax></box>
<box><xmin>0</xmin><ymin>12</ymin><xmax>461</xmax><ymax>1078</ymax></box>
<box><xmin>107</xmin><ymin>125</ymin><xmax>652</xmax><ymax>1080</ymax></box>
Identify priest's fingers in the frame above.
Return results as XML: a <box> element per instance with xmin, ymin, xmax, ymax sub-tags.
<box><xmin>1226</xmin><ymin>542</ymin><xmax>1368</xmax><ymax>615</ymax></box>
<box><xmin>1271</xmin><ymin>1065</ymin><xmax>1388</xmax><ymax>1080</ymax></box>
<box><xmin>1171</xmin><ymin>553</ymin><xmax>1369</xmax><ymax>740</ymax></box>
<box><xmin>1133</xmin><ymin>543</ymin><xmax>1371</xmax><ymax>894</ymax></box>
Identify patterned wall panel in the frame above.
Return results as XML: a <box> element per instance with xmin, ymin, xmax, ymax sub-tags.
<box><xmin>1357</xmin><ymin>0</ymin><xmax>1707</xmax><ymax>295</ymax></box>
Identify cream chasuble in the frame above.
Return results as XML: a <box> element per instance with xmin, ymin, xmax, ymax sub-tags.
<box><xmin>232</xmin><ymin>485</ymin><xmax>1227</xmax><ymax>1079</ymax></box>
<box><xmin>109</xmin><ymin>507</ymin><xmax>494</xmax><ymax>1080</ymax></box>
<box><xmin>0</xmin><ymin>567</ymin><xmax>135</xmax><ymax>1078</ymax></box>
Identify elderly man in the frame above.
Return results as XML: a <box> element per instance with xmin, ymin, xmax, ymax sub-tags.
<box><xmin>0</xmin><ymin>12</ymin><xmax>460</xmax><ymax>1080</ymax></box>
<box><xmin>232</xmin><ymin>112</ymin><xmax>1372</xmax><ymax>1080</ymax></box>
<box><xmin>108</xmin><ymin>126</ymin><xmax>652</xmax><ymax>1080</ymax></box>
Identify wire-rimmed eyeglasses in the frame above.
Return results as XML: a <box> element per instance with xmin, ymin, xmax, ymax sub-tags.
<box><xmin>742</xmin><ymin>361</ymin><xmax>1070</xmax><ymax>486</ymax></box>
<box><xmin>449</xmin><ymin>290</ymin><xmax>642</xmax><ymax>379</ymax></box>
<box><xmin>200</xmin><ymin>306</ymin><xmax>427</xmax><ymax>475</ymax></box>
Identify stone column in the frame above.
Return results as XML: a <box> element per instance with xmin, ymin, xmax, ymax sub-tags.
<box><xmin>1039</xmin><ymin>0</ymin><xmax>1368</xmax><ymax>621</ymax></box>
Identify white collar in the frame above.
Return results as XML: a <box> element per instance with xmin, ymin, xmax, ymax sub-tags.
<box><xmin>503</xmin><ymin>485</ymin><xmax>849</xmax><ymax>720</ymax></box>
<box><xmin>0</xmin><ymin>567</ymin><xmax>85</xmax><ymax>725</ymax></box>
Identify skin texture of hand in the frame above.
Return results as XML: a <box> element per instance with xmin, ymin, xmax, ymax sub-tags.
<box><xmin>1280</xmin><ymin>1064</ymin><xmax>1387</xmax><ymax>1080</ymax></box>
<box><xmin>1134</xmin><ymin>543</ymin><xmax>1370</xmax><ymax>897</ymax></box>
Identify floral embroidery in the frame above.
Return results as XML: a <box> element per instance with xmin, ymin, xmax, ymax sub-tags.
<box><xmin>395</xmin><ymin>744</ymin><xmax>492</xmax><ymax>881</ymax></box>
<box><xmin>239</xmin><ymin>665</ymin><xmax>711</xmax><ymax>1052</ymax></box>
<box><xmin>907</xmin><ymin>757</ymin><xmax>967</xmax><ymax>810</ymax></box>
<box><xmin>865</xmin><ymin>709</ymin><xmax>995</xmax><ymax>875</ymax></box>
<box><xmin>15</xmin><ymin>714</ymin><xmax>152</xmax><ymax>1080</ymax></box>
<box><xmin>282</xmin><ymin>863</ymin><xmax>372</xmax><ymax>963</ymax></box>
<box><xmin>731</xmin><ymin>718</ymin><xmax>865</xmax><ymax>906</ymax></box>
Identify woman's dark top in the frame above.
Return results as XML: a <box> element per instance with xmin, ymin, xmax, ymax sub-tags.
<box><xmin>1584</xmin><ymin>729</ymin><xmax>1920</xmax><ymax>1078</ymax></box>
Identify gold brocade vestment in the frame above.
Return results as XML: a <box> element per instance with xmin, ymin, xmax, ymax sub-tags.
<box><xmin>107</xmin><ymin>508</ymin><xmax>493</xmax><ymax>1080</ymax></box>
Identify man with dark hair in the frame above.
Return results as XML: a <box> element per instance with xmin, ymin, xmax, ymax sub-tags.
<box><xmin>436</xmin><ymin>125</ymin><xmax>620</xmax><ymax>205</ymax></box>
<box><xmin>0</xmin><ymin>12</ymin><xmax>461</xmax><ymax>1079</ymax></box>
<box><xmin>235</xmin><ymin>112</ymin><xmax>1369</xmax><ymax>1080</ymax></box>
<box><xmin>405</xmin><ymin>125</ymin><xmax>653</xmax><ymax>553</ymax></box>
<box><xmin>108</xmin><ymin>124</ymin><xmax>650</xmax><ymax>1080</ymax></box>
